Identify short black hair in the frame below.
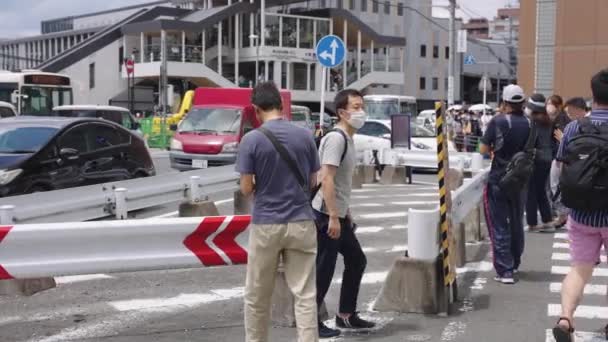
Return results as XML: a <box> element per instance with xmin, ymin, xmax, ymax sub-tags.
<box><xmin>506</xmin><ymin>101</ymin><xmax>524</xmax><ymax>114</ymax></box>
<box><xmin>565</xmin><ymin>97</ymin><xmax>587</xmax><ymax>111</ymax></box>
<box><xmin>251</xmin><ymin>81</ymin><xmax>282</xmax><ymax>112</ymax></box>
<box><xmin>591</xmin><ymin>69</ymin><xmax>608</xmax><ymax>106</ymax></box>
<box><xmin>334</xmin><ymin>89</ymin><xmax>363</xmax><ymax>112</ymax></box>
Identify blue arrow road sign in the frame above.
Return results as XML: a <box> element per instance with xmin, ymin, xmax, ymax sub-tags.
<box><xmin>315</xmin><ymin>35</ymin><xmax>346</xmax><ymax>68</ymax></box>
<box><xmin>464</xmin><ymin>54</ymin><xmax>477</xmax><ymax>65</ymax></box>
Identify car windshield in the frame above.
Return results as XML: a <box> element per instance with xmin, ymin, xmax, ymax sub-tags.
<box><xmin>0</xmin><ymin>126</ymin><xmax>58</xmax><ymax>153</ymax></box>
<box><xmin>292</xmin><ymin>109</ymin><xmax>308</xmax><ymax>122</ymax></box>
<box><xmin>178</xmin><ymin>107</ymin><xmax>241</xmax><ymax>134</ymax></box>
<box><xmin>365</xmin><ymin>100</ymin><xmax>400</xmax><ymax>120</ymax></box>
<box><xmin>411</xmin><ymin>121</ymin><xmax>435</xmax><ymax>138</ymax></box>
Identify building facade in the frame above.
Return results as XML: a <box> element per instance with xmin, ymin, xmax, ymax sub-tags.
<box><xmin>519</xmin><ymin>0</ymin><xmax>608</xmax><ymax>98</ymax></box>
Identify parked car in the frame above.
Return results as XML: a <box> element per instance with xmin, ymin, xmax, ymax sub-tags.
<box><xmin>354</xmin><ymin>119</ymin><xmax>456</xmax><ymax>155</ymax></box>
<box><xmin>0</xmin><ymin>101</ymin><xmax>17</xmax><ymax>119</ymax></box>
<box><xmin>52</xmin><ymin>105</ymin><xmax>142</xmax><ymax>136</ymax></box>
<box><xmin>0</xmin><ymin>117</ymin><xmax>155</xmax><ymax>197</ymax></box>
<box><xmin>291</xmin><ymin>105</ymin><xmax>314</xmax><ymax>133</ymax></box>
<box><xmin>169</xmin><ymin>87</ymin><xmax>291</xmax><ymax>171</ymax></box>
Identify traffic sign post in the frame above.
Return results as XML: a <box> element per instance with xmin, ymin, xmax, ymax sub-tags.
<box><xmin>315</xmin><ymin>35</ymin><xmax>346</xmax><ymax>131</ymax></box>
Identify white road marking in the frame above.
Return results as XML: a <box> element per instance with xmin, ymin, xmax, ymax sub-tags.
<box><xmin>359</xmin><ymin>212</ymin><xmax>408</xmax><ymax>219</ymax></box>
<box><xmin>547</xmin><ymin>304</ymin><xmax>608</xmax><ymax>319</ymax></box>
<box><xmin>552</xmin><ymin>253</ymin><xmax>607</xmax><ymax>262</ymax></box>
<box><xmin>390</xmin><ymin>201</ymin><xmax>439</xmax><ymax>206</ymax></box>
<box><xmin>389</xmin><ymin>245</ymin><xmax>408</xmax><ymax>253</ymax></box>
<box><xmin>55</xmin><ymin>274</ymin><xmax>114</xmax><ymax>284</ymax></box>
<box><xmin>352</xmin><ymin>193</ymin><xmax>438</xmax><ymax>200</ymax></box>
<box><xmin>440</xmin><ymin>321</ymin><xmax>467</xmax><ymax>341</ymax></box>
<box><xmin>391</xmin><ymin>224</ymin><xmax>407</xmax><ymax>230</ymax></box>
<box><xmin>552</xmin><ymin>266</ymin><xmax>608</xmax><ymax>277</ymax></box>
<box><xmin>214</xmin><ymin>198</ymin><xmax>234</xmax><ymax>205</ymax></box>
<box><xmin>362</xmin><ymin>247</ymin><xmax>379</xmax><ymax>253</ymax></box>
<box><xmin>456</xmin><ymin>261</ymin><xmax>494</xmax><ymax>274</ymax></box>
<box><xmin>356</xmin><ymin>226</ymin><xmax>384</xmax><ymax>234</ymax></box>
<box><xmin>110</xmin><ymin>287</ymin><xmax>244</xmax><ymax>312</ymax></box>
<box><xmin>545</xmin><ymin>329</ymin><xmax>605</xmax><ymax>342</ymax></box>
<box><xmin>554</xmin><ymin>233</ymin><xmax>568</xmax><ymax>240</ymax></box>
<box><xmin>553</xmin><ymin>242</ymin><xmax>569</xmax><ymax>249</ymax></box>
<box><xmin>470</xmin><ymin>277</ymin><xmax>487</xmax><ymax>290</ymax></box>
<box><xmin>549</xmin><ymin>282</ymin><xmax>607</xmax><ymax>296</ymax></box>
<box><xmin>333</xmin><ymin>271</ymin><xmax>388</xmax><ymax>285</ymax></box>
<box><xmin>351</xmin><ymin>203</ymin><xmax>383</xmax><ymax>208</ymax></box>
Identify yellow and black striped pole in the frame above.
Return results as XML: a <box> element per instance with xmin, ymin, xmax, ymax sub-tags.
<box><xmin>435</xmin><ymin>101</ymin><xmax>456</xmax><ymax>307</ymax></box>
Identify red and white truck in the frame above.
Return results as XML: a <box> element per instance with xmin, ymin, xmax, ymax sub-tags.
<box><xmin>169</xmin><ymin>87</ymin><xmax>292</xmax><ymax>171</ymax></box>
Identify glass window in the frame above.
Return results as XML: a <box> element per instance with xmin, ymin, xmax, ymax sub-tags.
<box><xmin>364</xmin><ymin>100</ymin><xmax>399</xmax><ymax>120</ymax></box>
<box><xmin>178</xmin><ymin>108</ymin><xmax>241</xmax><ymax>134</ymax></box>
<box><xmin>283</xmin><ymin>17</ymin><xmax>297</xmax><ymax>48</ymax></box>
<box><xmin>420</xmin><ymin>45</ymin><xmax>426</xmax><ymax>57</ymax></box>
<box><xmin>59</xmin><ymin>125</ymin><xmax>90</xmax><ymax>152</ymax></box>
<box><xmin>372</xmin><ymin>0</ymin><xmax>379</xmax><ymax>13</ymax></box>
<box><xmin>0</xmin><ymin>107</ymin><xmax>15</xmax><ymax>118</ymax></box>
<box><xmin>0</xmin><ymin>126</ymin><xmax>58</xmax><ymax>153</ymax></box>
<box><xmin>293</xmin><ymin>63</ymin><xmax>307</xmax><ymax>90</ymax></box>
<box><xmin>316</xmin><ymin>20</ymin><xmax>329</xmax><ymax>45</ymax></box>
<box><xmin>349</xmin><ymin>0</ymin><xmax>355</xmax><ymax>10</ymax></box>
<box><xmin>445</xmin><ymin>46</ymin><xmax>450</xmax><ymax>59</ymax></box>
<box><xmin>121</xmin><ymin>112</ymin><xmax>135</xmax><ymax>129</ymax></box>
<box><xmin>337</xmin><ymin>0</ymin><xmax>343</xmax><ymax>9</ymax></box>
<box><xmin>358</xmin><ymin>122</ymin><xmax>390</xmax><ymax>137</ymax></box>
<box><xmin>398</xmin><ymin>3</ymin><xmax>404</xmax><ymax>16</ymax></box>
<box><xmin>86</xmin><ymin>125</ymin><xmax>123</xmax><ymax>151</ymax></box>
<box><xmin>89</xmin><ymin>63</ymin><xmax>95</xmax><ymax>89</ymax></box>
<box><xmin>432</xmin><ymin>77</ymin><xmax>439</xmax><ymax>90</ymax></box>
<box><xmin>300</xmin><ymin>19</ymin><xmax>314</xmax><ymax>49</ymax></box>
<box><xmin>433</xmin><ymin>45</ymin><xmax>439</xmax><ymax>58</ymax></box>
<box><xmin>419</xmin><ymin>77</ymin><xmax>426</xmax><ymax>90</ymax></box>
<box><xmin>361</xmin><ymin>0</ymin><xmax>367</xmax><ymax>11</ymax></box>
<box><xmin>384</xmin><ymin>1</ymin><xmax>390</xmax><ymax>14</ymax></box>
<box><xmin>101</xmin><ymin>111</ymin><xmax>123</xmax><ymax>126</ymax></box>
<box><xmin>265</xmin><ymin>15</ymin><xmax>280</xmax><ymax>47</ymax></box>
<box><xmin>21</xmin><ymin>87</ymin><xmax>73</xmax><ymax>115</ymax></box>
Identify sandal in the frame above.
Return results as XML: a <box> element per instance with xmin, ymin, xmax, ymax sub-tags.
<box><xmin>552</xmin><ymin>317</ymin><xmax>574</xmax><ymax>342</ymax></box>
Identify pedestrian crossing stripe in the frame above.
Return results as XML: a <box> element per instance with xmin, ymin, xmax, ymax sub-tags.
<box><xmin>548</xmin><ymin>304</ymin><xmax>608</xmax><ymax>319</ymax></box>
<box><xmin>552</xmin><ymin>253</ymin><xmax>607</xmax><ymax>262</ymax></box>
<box><xmin>545</xmin><ymin>329</ymin><xmax>605</xmax><ymax>342</ymax></box>
<box><xmin>552</xmin><ymin>266</ymin><xmax>608</xmax><ymax>277</ymax></box>
<box><xmin>549</xmin><ymin>282</ymin><xmax>607</xmax><ymax>296</ymax></box>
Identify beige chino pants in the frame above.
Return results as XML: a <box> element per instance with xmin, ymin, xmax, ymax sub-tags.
<box><xmin>244</xmin><ymin>221</ymin><xmax>318</xmax><ymax>342</ymax></box>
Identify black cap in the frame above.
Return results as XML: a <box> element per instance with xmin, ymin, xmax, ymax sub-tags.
<box><xmin>526</xmin><ymin>93</ymin><xmax>547</xmax><ymax>113</ymax></box>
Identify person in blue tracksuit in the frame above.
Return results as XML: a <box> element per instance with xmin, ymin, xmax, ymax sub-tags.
<box><xmin>480</xmin><ymin>84</ymin><xmax>531</xmax><ymax>284</ymax></box>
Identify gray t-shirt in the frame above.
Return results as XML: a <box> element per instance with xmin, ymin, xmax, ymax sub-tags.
<box><xmin>312</xmin><ymin>128</ymin><xmax>356</xmax><ymax>218</ymax></box>
<box><xmin>236</xmin><ymin>119</ymin><xmax>320</xmax><ymax>225</ymax></box>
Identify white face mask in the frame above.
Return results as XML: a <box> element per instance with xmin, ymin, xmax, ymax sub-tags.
<box><xmin>524</xmin><ymin>107</ymin><xmax>533</xmax><ymax>117</ymax></box>
<box><xmin>346</xmin><ymin>110</ymin><xmax>367</xmax><ymax>129</ymax></box>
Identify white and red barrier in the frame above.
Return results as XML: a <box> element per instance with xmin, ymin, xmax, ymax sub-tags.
<box><xmin>0</xmin><ymin>215</ymin><xmax>251</xmax><ymax>280</ymax></box>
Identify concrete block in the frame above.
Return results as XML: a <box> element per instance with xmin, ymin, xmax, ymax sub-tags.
<box><xmin>380</xmin><ymin>166</ymin><xmax>407</xmax><ymax>185</ymax></box>
<box><xmin>179</xmin><ymin>200</ymin><xmax>219</xmax><ymax>217</ymax></box>
<box><xmin>373</xmin><ymin>256</ymin><xmax>442</xmax><ymax>314</ymax></box>
<box><xmin>271</xmin><ymin>267</ymin><xmax>329</xmax><ymax>327</ymax></box>
<box><xmin>234</xmin><ymin>190</ymin><xmax>252</xmax><ymax>215</ymax></box>
<box><xmin>446</xmin><ymin>168</ymin><xmax>464</xmax><ymax>191</ymax></box>
<box><xmin>352</xmin><ymin>165</ymin><xmax>364</xmax><ymax>189</ymax></box>
<box><xmin>464</xmin><ymin>205</ymin><xmax>482</xmax><ymax>243</ymax></box>
<box><xmin>362</xmin><ymin>165</ymin><xmax>377</xmax><ymax>184</ymax></box>
<box><xmin>0</xmin><ymin>278</ymin><xmax>56</xmax><ymax>296</ymax></box>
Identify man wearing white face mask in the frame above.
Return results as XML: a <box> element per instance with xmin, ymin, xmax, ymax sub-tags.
<box><xmin>313</xmin><ymin>89</ymin><xmax>375</xmax><ymax>338</ymax></box>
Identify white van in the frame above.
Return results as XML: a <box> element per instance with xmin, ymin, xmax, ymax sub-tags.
<box><xmin>52</xmin><ymin>105</ymin><xmax>142</xmax><ymax>136</ymax></box>
<box><xmin>0</xmin><ymin>101</ymin><xmax>17</xmax><ymax>119</ymax></box>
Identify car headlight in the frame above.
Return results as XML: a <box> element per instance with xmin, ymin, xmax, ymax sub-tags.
<box><xmin>412</xmin><ymin>142</ymin><xmax>431</xmax><ymax>150</ymax></box>
<box><xmin>170</xmin><ymin>138</ymin><xmax>183</xmax><ymax>151</ymax></box>
<box><xmin>0</xmin><ymin>169</ymin><xmax>22</xmax><ymax>185</ymax></box>
<box><xmin>222</xmin><ymin>142</ymin><xmax>239</xmax><ymax>153</ymax></box>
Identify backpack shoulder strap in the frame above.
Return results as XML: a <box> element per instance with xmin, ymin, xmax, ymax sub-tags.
<box><xmin>577</xmin><ymin>117</ymin><xmax>597</xmax><ymax>134</ymax></box>
<box><xmin>324</xmin><ymin>129</ymin><xmax>349</xmax><ymax>163</ymax></box>
<box><xmin>257</xmin><ymin>127</ymin><xmax>307</xmax><ymax>190</ymax></box>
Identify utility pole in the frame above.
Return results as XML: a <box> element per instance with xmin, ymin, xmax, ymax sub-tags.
<box><xmin>448</xmin><ymin>0</ymin><xmax>457</xmax><ymax>106</ymax></box>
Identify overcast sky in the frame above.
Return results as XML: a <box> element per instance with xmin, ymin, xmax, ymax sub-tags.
<box><xmin>0</xmin><ymin>0</ymin><xmax>515</xmax><ymax>39</ymax></box>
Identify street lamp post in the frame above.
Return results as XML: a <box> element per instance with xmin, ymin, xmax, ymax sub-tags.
<box><xmin>249</xmin><ymin>34</ymin><xmax>260</xmax><ymax>86</ymax></box>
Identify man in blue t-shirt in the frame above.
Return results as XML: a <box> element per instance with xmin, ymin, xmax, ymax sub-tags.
<box><xmin>480</xmin><ymin>84</ymin><xmax>530</xmax><ymax>285</ymax></box>
<box><xmin>236</xmin><ymin>82</ymin><xmax>321</xmax><ymax>342</ymax></box>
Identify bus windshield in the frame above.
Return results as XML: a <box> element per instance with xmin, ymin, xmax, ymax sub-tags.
<box><xmin>21</xmin><ymin>86</ymin><xmax>73</xmax><ymax>115</ymax></box>
<box><xmin>365</xmin><ymin>100</ymin><xmax>399</xmax><ymax>120</ymax></box>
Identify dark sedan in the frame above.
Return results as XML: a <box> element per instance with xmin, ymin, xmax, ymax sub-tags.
<box><xmin>0</xmin><ymin>116</ymin><xmax>155</xmax><ymax>197</ymax></box>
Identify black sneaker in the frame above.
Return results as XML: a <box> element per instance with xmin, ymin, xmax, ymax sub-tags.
<box><xmin>318</xmin><ymin>321</ymin><xmax>341</xmax><ymax>338</ymax></box>
<box><xmin>335</xmin><ymin>312</ymin><xmax>376</xmax><ymax>329</ymax></box>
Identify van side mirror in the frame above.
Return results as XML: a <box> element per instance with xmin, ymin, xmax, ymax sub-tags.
<box><xmin>170</xmin><ymin>124</ymin><xmax>178</xmax><ymax>131</ymax></box>
<box><xmin>60</xmin><ymin>148</ymin><xmax>79</xmax><ymax>161</ymax></box>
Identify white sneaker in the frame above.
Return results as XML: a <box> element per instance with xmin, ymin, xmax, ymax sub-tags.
<box><xmin>494</xmin><ymin>275</ymin><xmax>515</xmax><ymax>284</ymax></box>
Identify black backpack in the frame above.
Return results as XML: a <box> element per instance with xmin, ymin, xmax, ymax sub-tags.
<box><xmin>559</xmin><ymin>118</ymin><xmax>608</xmax><ymax>211</ymax></box>
<box><xmin>498</xmin><ymin>116</ymin><xmax>537</xmax><ymax>198</ymax></box>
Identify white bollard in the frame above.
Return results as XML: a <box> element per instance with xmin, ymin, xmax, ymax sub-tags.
<box><xmin>0</xmin><ymin>205</ymin><xmax>15</xmax><ymax>224</ymax></box>
<box><xmin>114</xmin><ymin>188</ymin><xmax>128</xmax><ymax>220</ymax></box>
<box><xmin>471</xmin><ymin>153</ymin><xmax>484</xmax><ymax>172</ymax></box>
<box><xmin>408</xmin><ymin>207</ymin><xmax>440</xmax><ymax>261</ymax></box>
<box><xmin>189</xmin><ymin>176</ymin><xmax>204</xmax><ymax>203</ymax></box>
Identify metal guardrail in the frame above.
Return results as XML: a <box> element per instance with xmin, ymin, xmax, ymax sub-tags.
<box><xmin>377</xmin><ymin>148</ymin><xmax>485</xmax><ymax>171</ymax></box>
<box><xmin>0</xmin><ymin>165</ymin><xmax>239</xmax><ymax>224</ymax></box>
<box><xmin>451</xmin><ymin>169</ymin><xmax>490</xmax><ymax>225</ymax></box>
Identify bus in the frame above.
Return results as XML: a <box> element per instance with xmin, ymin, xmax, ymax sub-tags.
<box><xmin>363</xmin><ymin>95</ymin><xmax>418</xmax><ymax>120</ymax></box>
<box><xmin>0</xmin><ymin>70</ymin><xmax>73</xmax><ymax>115</ymax></box>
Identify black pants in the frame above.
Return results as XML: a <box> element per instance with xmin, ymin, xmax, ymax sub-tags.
<box><xmin>314</xmin><ymin>210</ymin><xmax>367</xmax><ymax>316</ymax></box>
<box><xmin>526</xmin><ymin>161</ymin><xmax>553</xmax><ymax>226</ymax></box>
